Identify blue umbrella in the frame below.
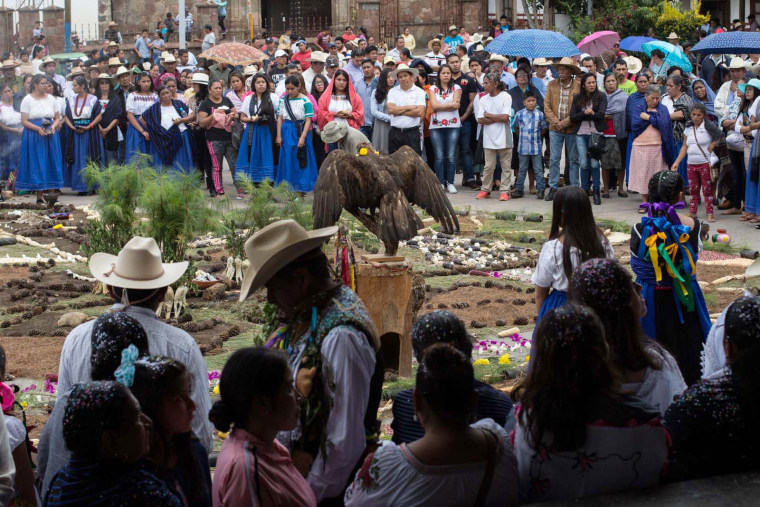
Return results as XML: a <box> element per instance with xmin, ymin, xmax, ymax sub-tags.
<box><xmin>692</xmin><ymin>31</ymin><xmax>760</xmax><ymax>54</ymax></box>
<box><xmin>641</xmin><ymin>40</ymin><xmax>692</xmax><ymax>72</ymax></box>
<box><xmin>620</xmin><ymin>36</ymin><xmax>656</xmax><ymax>53</ymax></box>
<box><xmin>486</xmin><ymin>29</ymin><xmax>580</xmax><ymax>59</ymax></box>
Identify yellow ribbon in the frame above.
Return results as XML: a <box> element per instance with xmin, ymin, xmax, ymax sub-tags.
<box><xmin>644</xmin><ymin>233</ymin><xmax>665</xmax><ymax>281</ymax></box>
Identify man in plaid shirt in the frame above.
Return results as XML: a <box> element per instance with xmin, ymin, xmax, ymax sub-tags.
<box><xmin>512</xmin><ymin>91</ymin><xmax>549</xmax><ymax>199</ymax></box>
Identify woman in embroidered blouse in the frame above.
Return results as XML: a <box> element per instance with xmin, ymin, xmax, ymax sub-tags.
<box><xmin>276</xmin><ymin>75</ymin><xmax>318</xmax><ymax>195</ymax></box>
<box><xmin>63</xmin><ymin>76</ymin><xmax>103</xmax><ymax>195</ymax></box>
<box><xmin>139</xmin><ymin>85</ymin><xmax>194</xmax><ymax>173</ymax></box>
<box><xmin>512</xmin><ymin>304</ymin><xmax>668</xmax><ymax>503</ymax></box>
<box><xmin>662</xmin><ymin>74</ymin><xmax>694</xmax><ymax>186</ymax></box>
<box><xmin>125</xmin><ymin>72</ymin><xmax>158</xmax><ymax>164</ymax></box>
<box><xmin>225</xmin><ymin>70</ymin><xmax>249</xmax><ymax>159</ymax></box>
<box><xmin>17</xmin><ymin>74</ymin><xmax>64</xmax><ymax>204</ymax></box>
<box><xmin>236</xmin><ymin>73</ymin><xmax>279</xmax><ymax>184</ymax></box>
<box><xmin>569</xmin><ymin>258</ymin><xmax>686</xmax><ymax>415</ymax></box>
<box><xmin>428</xmin><ymin>64</ymin><xmax>462</xmax><ymax>192</ymax></box>
<box><xmin>370</xmin><ymin>68</ymin><xmax>395</xmax><ymax>154</ymax></box>
<box><xmin>0</xmin><ymin>84</ymin><xmax>22</xmax><ymax>185</ymax></box>
<box><xmin>316</xmin><ymin>69</ymin><xmax>364</xmax><ymax>137</ymax></box>
<box><xmin>210</xmin><ymin>347</ymin><xmax>315</xmax><ymax>507</ymax></box>
<box><xmin>345</xmin><ymin>343</ymin><xmax>518</xmax><ymax>507</ymax></box>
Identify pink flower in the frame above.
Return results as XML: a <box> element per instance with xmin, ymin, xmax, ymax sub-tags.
<box><xmin>208</xmin><ymin>371</ymin><xmax>221</xmax><ymax>381</ymax></box>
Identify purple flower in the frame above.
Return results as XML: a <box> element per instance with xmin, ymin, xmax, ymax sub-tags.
<box><xmin>21</xmin><ymin>384</ymin><xmax>37</xmax><ymax>393</ymax></box>
<box><xmin>44</xmin><ymin>378</ymin><xmax>56</xmax><ymax>394</ymax></box>
<box><xmin>208</xmin><ymin>371</ymin><xmax>221</xmax><ymax>381</ymax></box>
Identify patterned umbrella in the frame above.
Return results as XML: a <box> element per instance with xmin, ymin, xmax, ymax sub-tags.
<box><xmin>577</xmin><ymin>31</ymin><xmax>620</xmax><ymax>57</ymax></box>
<box><xmin>203</xmin><ymin>42</ymin><xmax>266</xmax><ymax>66</ymax></box>
<box><xmin>620</xmin><ymin>36</ymin><xmax>656</xmax><ymax>53</ymax></box>
<box><xmin>641</xmin><ymin>40</ymin><xmax>692</xmax><ymax>73</ymax></box>
<box><xmin>486</xmin><ymin>29</ymin><xmax>580</xmax><ymax>59</ymax></box>
<box><xmin>692</xmin><ymin>31</ymin><xmax>760</xmax><ymax>54</ymax></box>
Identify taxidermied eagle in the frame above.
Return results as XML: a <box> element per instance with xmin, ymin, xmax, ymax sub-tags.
<box><xmin>313</xmin><ymin>145</ymin><xmax>459</xmax><ymax>254</ymax></box>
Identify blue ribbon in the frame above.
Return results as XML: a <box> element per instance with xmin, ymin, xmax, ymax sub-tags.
<box><xmin>114</xmin><ymin>344</ymin><xmax>139</xmax><ymax>387</ymax></box>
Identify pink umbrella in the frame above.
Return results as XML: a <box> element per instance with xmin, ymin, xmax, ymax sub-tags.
<box><xmin>577</xmin><ymin>31</ymin><xmax>620</xmax><ymax>57</ymax></box>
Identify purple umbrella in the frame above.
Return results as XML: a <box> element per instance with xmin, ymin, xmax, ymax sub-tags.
<box><xmin>577</xmin><ymin>31</ymin><xmax>620</xmax><ymax>57</ymax></box>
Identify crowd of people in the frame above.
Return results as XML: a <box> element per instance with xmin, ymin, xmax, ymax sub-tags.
<box><xmin>1</xmin><ymin>20</ymin><xmax>759</xmax><ymax>224</ymax></box>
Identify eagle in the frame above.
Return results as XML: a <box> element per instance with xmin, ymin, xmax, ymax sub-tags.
<box><xmin>313</xmin><ymin>144</ymin><xmax>459</xmax><ymax>255</ymax></box>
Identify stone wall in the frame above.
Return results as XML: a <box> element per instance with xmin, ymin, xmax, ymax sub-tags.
<box><xmin>0</xmin><ymin>7</ymin><xmax>13</xmax><ymax>55</ymax></box>
<box><xmin>195</xmin><ymin>3</ymin><xmax>219</xmax><ymax>41</ymax></box>
<box><xmin>17</xmin><ymin>7</ymin><xmax>39</xmax><ymax>49</ymax></box>
<box><xmin>42</xmin><ymin>6</ymin><xmax>65</xmax><ymax>54</ymax></box>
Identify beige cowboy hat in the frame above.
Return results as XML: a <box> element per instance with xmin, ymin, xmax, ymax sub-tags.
<box><xmin>243</xmin><ymin>64</ymin><xmax>258</xmax><ymax>75</ymax></box>
<box><xmin>66</xmin><ymin>67</ymin><xmax>86</xmax><ymax>80</ymax></box>
<box><xmin>142</xmin><ymin>61</ymin><xmax>152</xmax><ymax>71</ymax></box>
<box><xmin>107</xmin><ymin>57</ymin><xmax>121</xmax><ymax>67</ymax></box>
<box><xmin>41</xmin><ymin>56</ymin><xmax>56</xmax><ymax>66</ymax></box>
<box><xmin>114</xmin><ymin>66</ymin><xmax>130</xmax><ymax>78</ymax></box>
<box><xmin>485</xmin><ymin>36</ymin><xmax>494</xmax><ymax>42</ymax></box>
<box><xmin>667</xmin><ymin>32</ymin><xmax>679</xmax><ymax>40</ymax></box>
<box><xmin>164</xmin><ymin>54</ymin><xmax>177</xmax><ymax>64</ymax></box>
<box><xmin>90</xmin><ymin>236</ymin><xmax>188</xmax><ymax>290</ymax></box>
<box><xmin>448</xmin><ymin>25</ymin><xmax>458</xmax><ymax>32</ymax></box>
<box><xmin>746</xmin><ymin>258</ymin><xmax>760</xmax><ymax>278</ymax></box>
<box><xmin>107</xmin><ymin>41</ymin><xmax>119</xmax><ymax>48</ymax></box>
<box><xmin>623</xmin><ymin>55</ymin><xmax>643</xmax><ymax>74</ymax></box>
<box><xmin>94</xmin><ymin>72</ymin><xmax>116</xmax><ymax>85</ymax></box>
<box><xmin>239</xmin><ymin>220</ymin><xmax>338</xmax><ymax>300</ymax></box>
<box><xmin>0</xmin><ymin>59</ymin><xmax>19</xmax><ymax>69</ymax></box>
<box><xmin>729</xmin><ymin>56</ymin><xmax>747</xmax><ymax>69</ymax></box>
<box><xmin>488</xmin><ymin>54</ymin><xmax>508</xmax><ymax>65</ymax></box>
<box><xmin>307</xmin><ymin>51</ymin><xmax>328</xmax><ymax>63</ymax></box>
<box><xmin>192</xmin><ymin>72</ymin><xmax>210</xmax><ymax>85</ymax></box>
<box><xmin>470</xmin><ymin>33</ymin><xmax>483</xmax><ymax>44</ymax></box>
<box><xmin>474</xmin><ymin>44</ymin><xmax>484</xmax><ymax>51</ymax></box>
<box><xmin>427</xmin><ymin>38</ymin><xmax>443</xmax><ymax>51</ymax></box>
<box><xmin>384</xmin><ymin>55</ymin><xmax>397</xmax><ymax>65</ymax></box>
<box><xmin>108</xmin><ymin>21</ymin><xmax>118</xmax><ymax>27</ymax></box>
<box><xmin>554</xmin><ymin>56</ymin><xmax>582</xmax><ymax>74</ymax></box>
<box><xmin>392</xmin><ymin>63</ymin><xmax>419</xmax><ymax>79</ymax></box>
<box><xmin>320</xmin><ymin>121</ymin><xmax>349</xmax><ymax>144</ymax></box>
<box><xmin>160</xmin><ymin>51</ymin><xmax>171</xmax><ymax>60</ymax></box>
<box><xmin>532</xmin><ymin>57</ymin><xmax>551</xmax><ymax>67</ymax></box>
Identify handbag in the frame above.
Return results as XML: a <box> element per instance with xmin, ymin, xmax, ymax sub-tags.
<box><xmin>588</xmin><ymin>133</ymin><xmax>608</xmax><ymax>159</ymax></box>
<box><xmin>726</xmin><ymin>130</ymin><xmax>744</xmax><ymax>151</ymax></box>
<box><xmin>474</xmin><ymin>132</ymin><xmax>485</xmax><ymax>165</ymax></box>
<box><xmin>283</xmin><ymin>96</ymin><xmax>308</xmax><ymax>169</ymax></box>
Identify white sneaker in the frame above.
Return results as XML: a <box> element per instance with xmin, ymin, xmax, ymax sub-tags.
<box><xmin>447</xmin><ymin>183</ymin><xmax>458</xmax><ymax>194</ymax></box>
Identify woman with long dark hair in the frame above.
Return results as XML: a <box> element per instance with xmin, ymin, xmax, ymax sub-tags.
<box><xmin>96</xmin><ymin>73</ymin><xmax>124</xmax><ymax>165</ymax></box>
<box><xmin>662</xmin><ymin>74</ymin><xmax>694</xmax><ymax>186</ymax></box>
<box><xmin>370</xmin><ymin>68</ymin><xmax>394</xmax><ymax>154</ymax></box>
<box><xmin>187</xmin><ymin>74</ymin><xmax>213</xmax><ymax>194</ymax></box>
<box><xmin>275</xmin><ymin>75</ymin><xmax>318</xmax><ymax>195</ymax></box>
<box><xmin>62</xmin><ymin>75</ymin><xmax>103</xmax><ymax>194</ymax></box>
<box><xmin>198</xmin><ymin>79</ymin><xmax>240</xmax><ymax>197</ymax></box>
<box><xmin>17</xmin><ymin>74</ymin><xmax>63</xmax><ymax>204</ymax></box>
<box><xmin>664</xmin><ymin>296</ymin><xmax>760</xmax><ymax>480</ymax></box>
<box><xmin>0</xmin><ymin>84</ymin><xmax>22</xmax><ymax>186</ymax></box>
<box><xmin>630</xmin><ymin>170</ymin><xmax>711</xmax><ymax>385</ymax></box>
<box><xmin>720</xmin><ymin>77</ymin><xmax>747</xmax><ymax>217</ymax></box>
<box><xmin>310</xmin><ymin>74</ymin><xmax>330</xmax><ymax>164</ymax></box>
<box><xmin>125</xmin><ymin>72</ymin><xmax>158</xmax><ymax>164</ymax></box>
<box><xmin>531</xmin><ymin>186</ymin><xmax>613</xmax><ymax>329</ymax></box>
<box><xmin>428</xmin><ymin>63</ymin><xmax>462</xmax><ymax>192</ymax></box>
<box><xmin>571</xmin><ymin>72</ymin><xmax>608</xmax><ymax>204</ymax></box>
<box><xmin>316</xmin><ymin>69</ymin><xmax>364</xmax><ymax>135</ymax></box>
<box><xmin>512</xmin><ymin>304</ymin><xmax>668</xmax><ymax>502</ymax></box>
<box><xmin>569</xmin><ymin>258</ymin><xmax>686</xmax><ymax>415</ymax></box>
<box><xmin>210</xmin><ymin>347</ymin><xmax>315</xmax><ymax>506</ymax></box>
<box><xmin>236</xmin><ymin>73</ymin><xmax>279</xmax><ymax>183</ymax></box>
<box><xmin>225</xmin><ymin>70</ymin><xmax>249</xmax><ymax>160</ymax></box>
<box><xmin>139</xmin><ymin>84</ymin><xmax>194</xmax><ymax>173</ymax></box>
<box><xmin>737</xmin><ymin>79</ymin><xmax>760</xmax><ymax>223</ymax></box>
<box><xmin>602</xmin><ymin>72</ymin><xmax>628</xmax><ymax>197</ymax></box>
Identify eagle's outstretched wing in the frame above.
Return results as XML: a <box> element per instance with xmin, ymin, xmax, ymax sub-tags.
<box><xmin>313</xmin><ymin>150</ymin><xmax>360</xmax><ymax>229</ymax></box>
<box><xmin>387</xmin><ymin>146</ymin><xmax>460</xmax><ymax>234</ymax></box>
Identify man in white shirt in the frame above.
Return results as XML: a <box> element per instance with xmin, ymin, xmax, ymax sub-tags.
<box><xmin>303</xmin><ymin>51</ymin><xmax>328</xmax><ymax>92</ymax></box>
<box><xmin>715</xmin><ymin>57</ymin><xmax>746</xmax><ymax>118</ymax></box>
<box><xmin>476</xmin><ymin>72</ymin><xmax>513</xmax><ymax>201</ymax></box>
<box><xmin>201</xmin><ymin>24</ymin><xmax>216</xmax><ymax>53</ymax></box>
<box><xmin>425</xmin><ymin>38</ymin><xmax>446</xmax><ymax>76</ymax></box>
<box><xmin>41</xmin><ymin>57</ymin><xmax>65</xmax><ymax>91</ymax></box>
<box><xmin>387</xmin><ymin>35</ymin><xmax>405</xmax><ymax>61</ymax></box>
<box><xmin>387</xmin><ymin>65</ymin><xmax>427</xmax><ymax>155</ymax></box>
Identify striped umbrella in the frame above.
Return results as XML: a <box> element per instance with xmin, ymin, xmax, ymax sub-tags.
<box><xmin>486</xmin><ymin>29</ymin><xmax>580</xmax><ymax>59</ymax></box>
<box><xmin>203</xmin><ymin>42</ymin><xmax>266</xmax><ymax>66</ymax></box>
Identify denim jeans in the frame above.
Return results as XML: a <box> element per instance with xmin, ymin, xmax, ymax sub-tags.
<box><xmin>576</xmin><ymin>134</ymin><xmax>601</xmax><ymax>191</ymax></box>
<box><xmin>517</xmin><ymin>154</ymin><xmax>545</xmax><ymax>192</ymax></box>
<box><xmin>360</xmin><ymin>125</ymin><xmax>373</xmax><ymax>140</ymax></box>
<box><xmin>549</xmin><ymin>130</ymin><xmax>579</xmax><ymax>189</ymax></box>
<box><xmin>458</xmin><ymin>118</ymin><xmax>474</xmax><ymax>182</ymax></box>
<box><xmin>430</xmin><ymin>128</ymin><xmax>460</xmax><ymax>185</ymax></box>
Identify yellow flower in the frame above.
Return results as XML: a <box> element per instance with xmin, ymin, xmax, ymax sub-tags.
<box><xmin>359</xmin><ymin>147</ymin><xmax>368</xmax><ymax>156</ymax></box>
<box><xmin>473</xmin><ymin>358</ymin><xmax>490</xmax><ymax>366</ymax></box>
<box><xmin>217</xmin><ymin>431</ymin><xmax>229</xmax><ymax>439</ymax></box>
<box><xmin>213</xmin><ymin>385</ymin><xmax>220</xmax><ymax>395</ymax></box>
<box><xmin>20</xmin><ymin>401</ymin><xmax>27</xmax><ymax>408</ymax></box>
<box><xmin>53</xmin><ymin>224</ymin><xmax>63</xmax><ymax>230</ymax></box>
<box><xmin>498</xmin><ymin>353</ymin><xmax>511</xmax><ymax>365</ymax></box>
<box><xmin>525</xmin><ymin>355</ymin><xmax>530</xmax><ymax>363</ymax></box>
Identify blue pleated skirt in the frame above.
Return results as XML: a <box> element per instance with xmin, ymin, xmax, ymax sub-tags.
<box><xmin>16</xmin><ymin>120</ymin><xmax>63</xmax><ymax>191</ymax></box>
<box><xmin>236</xmin><ymin>124</ymin><xmax>275</xmax><ymax>183</ymax></box>
<box><xmin>150</xmin><ymin>129</ymin><xmax>193</xmax><ymax>174</ymax></box>
<box><xmin>63</xmin><ymin>128</ymin><xmax>104</xmax><ymax>192</ymax></box>
<box><xmin>0</xmin><ymin>129</ymin><xmax>21</xmax><ymax>180</ymax></box>
<box><xmin>125</xmin><ymin>121</ymin><xmax>157</xmax><ymax>165</ymax></box>
<box><xmin>275</xmin><ymin>120</ymin><xmax>317</xmax><ymax>192</ymax></box>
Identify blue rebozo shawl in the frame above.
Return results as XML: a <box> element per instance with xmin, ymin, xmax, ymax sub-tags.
<box><xmin>140</xmin><ymin>99</ymin><xmax>188</xmax><ymax>166</ymax></box>
<box><xmin>99</xmin><ymin>94</ymin><xmax>125</xmax><ymax>152</ymax></box>
<box><xmin>624</xmin><ymin>91</ymin><xmax>646</xmax><ymax>173</ymax></box>
<box><xmin>691</xmin><ymin>78</ymin><xmax>716</xmax><ymax>121</ymax></box>
<box><xmin>63</xmin><ymin>95</ymin><xmax>103</xmax><ymax>166</ymax></box>
<box><xmin>631</xmin><ymin>101</ymin><xmax>676</xmax><ymax>167</ymax></box>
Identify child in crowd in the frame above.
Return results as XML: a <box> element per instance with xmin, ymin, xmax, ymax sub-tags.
<box><xmin>512</xmin><ymin>91</ymin><xmax>547</xmax><ymax>199</ymax></box>
<box><xmin>0</xmin><ymin>346</ymin><xmax>36</xmax><ymax>506</ymax></box>
<box><xmin>131</xmin><ymin>356</ymin><xmax>212</xmax><ymax>506</ymax></box>
<box><xmin>210</xmin><ymin>347</ymin><xmax>316</xmax><ymax>506</ymax></box>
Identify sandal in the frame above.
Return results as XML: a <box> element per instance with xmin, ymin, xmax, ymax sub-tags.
<box><xmin>707</xmin><ymin>214</ymin><xmax>716</xmax><ymax>223</ymax></box>
<box><xmin>750</xmin><ymin>216</ymin><xmax>760</xmax><ymax>223</ymax></box>
<box><xmin>740</xmin><ymin>213</ymin><xmax>756</xmax><ymax>221</ymax></box>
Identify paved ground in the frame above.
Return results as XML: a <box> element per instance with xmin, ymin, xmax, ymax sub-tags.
<box><xmin>18</xmin><ymin>167</ymin><xmax>760</xmax><ymax>252</ymax></box>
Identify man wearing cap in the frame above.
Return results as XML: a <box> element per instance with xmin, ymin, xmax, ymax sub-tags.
<box><xmin>444</xmin><ymin>25</ymin><xmax>465</xmax><ymax>53</ymax></box>
<box><xmin>262</xmin><ymin>37</ymin><xmax>277</xmax><ymax>72</ymax></box>
<box><xmin>425</xmin><ymin>39</ymin><xmax>446</xmax><ymax>75</ymax></box>
<box><xmin>57</xmin><ymin>237</ymin><xmax>214</xmax><ymax>452</ymax></box>
<box><xmin>103</xmin><ymin>20</ymin><xmax>122</xmax><ymax>44</ymax></box>
<box><xmin>544</xmin><ymin>57</ymin><xmax>581</xmax><ymax>200</ymax></box>
<box><xmin>326</xmin><ymin>56</ymin><xmax>341</xmax><ymax>78</ymax></box>
<box><xmin>134</xmin><ymin>29</ymin><xmax>152</xmax><ymax>64</ymax></box>
<box><xmin>715</xmin><ymin>57</ymin><xmax>747</xmax><ymax>118</ymax></box>
<box><xmin>666</xmin><ymin>32</ymin><xmax>684</xmax><ymax>52</ymax></box>
<box><xmin>387</xmin><ymin>65</ymin><xmax>426</xmax><ymax>155</ymax></box>
<box><xmin>41</xmin><ymin>56</ymin><xmax>65</xmax><ymax>91</ymax></box>
<box><xmin>269</xmin><ymin>49</ymin><xmax>289</xmax><ymax>87</ymax></box>
<box><xmin>292</xmin><ymin>40</ymin><xmax>312</xmax><ymax>71</ymax></box>
<box><xmin>0</xmin><ymin>60</ymin><xmax>20</xmax><ymax>93</ymax></box>
<box><xmin>239</xmin><ymin>220</ymin><xmax>381</xmax><ymax>504</ymax></box>
<box><xmin>320</xmin><ymin>121</ymin><xmax>370</xmax><ymax>153</ymax></box>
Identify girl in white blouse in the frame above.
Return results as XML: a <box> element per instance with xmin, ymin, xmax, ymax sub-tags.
<box><xmin>125</xmin><ymin>72</ymin><xmax>158</xmax><ymax>164</ymax></box>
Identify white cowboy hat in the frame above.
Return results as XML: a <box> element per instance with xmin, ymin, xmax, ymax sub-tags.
<box><xmin>470</xmin><ymin>33</ymin><xmax>483</xmax><ymax>44</ymax></box>
<box><xmin>320</xmin><ymin>121</ymin><xmax>349</xmax><ymax>144</ymax></box>
<box><xmin>427</xmin><ymin>38</ymin><xmax>443</xmax><ymax>51</ymax></box>
<box><xmin>448</xmin><ymin>25</ymin><xmax>458</xmax><ymax>32</ymax></box>
<box><xmin>192</xmin><ymin>73</ymin><xmax>210</xmax><ymax>85</ymax></box>
<box><xmin>554</xmin><ymin>56</ymin><xmax>582</xmax><ymax>75</ymax></box>
<box><xmin>623</xmin><ymin>55</ymin><xmax>643</xmax><ymax>74</ymax></box>
<box><xmin>243</xmin><ymin>64</ymin><xmax>258</xmax><ymax>75</ymax></box>
<box><xmin>532</xmin><ymin>57</ymin><xmax>551</xmax><ymax>67</ymax></box>
<box><xmin>41</xmin><ymin>56</ymin><xmax>56</xmax><ymax>66</ymax></box>
<box><xmin>164</xmin><ymin>55</ymin><xmax>177</xmax><ymax>64</ymax></box>
<box><xmin>307</xmin><ymin>51</ymin><xmax>328</xmax><ymax>63</ymax></box>
<box><xmin>392</xmin><ymin>63</ymin><xmax>419</xmax><ymax>79</ymax></box>
<box><xmin>114</xmin><ymin>66</ymin><xmax>130</xmax><ymax>77</ymax></box>
<box><xmin>729</xmin><ymin>57</ymin><xmax>747</xmax><ymax>69</ymax></box>
<box><xmin>667</xmin><ymin>32</ymin><xmax>679</xmax><ymax>40</ymax></box>
<box><xmin>488</xmin><ymin>54</ymin><xmax>508</xmax><ymax>65</ymax></box>
<box><xmin>239</xmin><ymin>220</ymin><xmax>338</xmax><ymax>300</ymax></box>
<box><xmin>66</xmin><ymin>67</ymin><xmax>86</xmax><ymax>80</ymax></box>
<box><xmin>89</xmin><ymin>236</ymin><xmax>188</xmax><ymax>290</ymax></box>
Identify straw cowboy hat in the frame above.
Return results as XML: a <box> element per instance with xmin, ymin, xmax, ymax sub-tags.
<box><xmin>448</xmin><ymin>25</ymin><xmax>458</xmax><ymax>32</ymax></box>
<box><xmin>488</xmin><ymin>54</ymin><xmax>508</xmax><ymax>65</ymax></box>
<box><xmin>192</xmin><ymin>73</ymin><xmax>210</xmax><ymax>85</ymax></box>
<box><xmin>41</xmin><ymin>56</ymin><xmax>56</xmax><ymax>66</ymax></box>
<box><xmin>307</xmin><ymin>51</ymin><xmax>328</xmax><ymax>63</ymax></box>
<box><xmin>0</xmin><ymin>59</ymin><xmax>19</xmax><ymax>70</ymax></box>
<box><xmin>239</xmin><ymin>220</ymin><xmax>338</xmax><ymax>300</ymax></box>
<box><xmin>729</xmin><ymin>56</ymin><xmax>747</xmax><ymax>69</ymax></box>
<box><xmin>667</xmin><ymin>32</ymin><xmax>679</xmax><ymax>40</ymax></box>
<box><xmin>114</xmin><ymin>66</ymin><xmax>130</xmax><ymax>78</ymax></box>
<box><xmin>554</xmin><ymin>57</ymin><xmax>582</xmax><ymax>74</ymax></box>
<box><xmin>107</xmin><ymin>41</ymin><xmax>119</xmax><ymax>48</ymax></box>
<box><xmin>427</xmin><ymin>38</ymin><xmax>443</xmax><ymax>51</ymax></box>
<box><xmin>532</xmin><ymin>57</ymin><xmax>551</xmax><ymax>67</ymax></box>
<box><xmin>320</xmin><ymin>121</ymin><xmax>348</xmax><ymax>144</ymax></box>
<box><xmin>107</xmin><ymin>57</ymin><xmax>121</xmax><ymax>67</ymax></box>
<box><xmin>470</xmin><ymin>33</ymin><xmax>483</xmax><ymax>44</ymax></box>
<box><xmin>392</xmin><ymin>63</ymin><xmax>419</xmax><ymax>79</ymax></box>
<box><xmin>90</xmin><ymin>236</ymin><xmax>188</xmax><ymax>290</ymax></box>
<box><xmin>164</xmin><ymin>55</ymin><xmax>177</xmax><ymax>64</ymax></box>
<box><xmin>66</xmin><ymin>67</ymin><xmax>86</xmax><ymax>80</ymax></box>
<box><xmin>108</xmin><ymin>21</ymin><xmax>118</xmax><ymax>27</ymax></box>
<box><xmin>95</xmin><ymin>72</ymin><xmax>116</xmax><ymax>85</ymax></box>
<box><xmin>242</xmin><ymin>65</ymin><xmax>258</xmax><ymax>75</ymax></box>
<box><xmin>623</xmin><ymin>55</ymin><xmax>643</xmax><ymax>74</ymax></box>
<box><xmin>142</xmin><ymin>61</ymin><xmax>152</xmax><ymax>72</ymax></box>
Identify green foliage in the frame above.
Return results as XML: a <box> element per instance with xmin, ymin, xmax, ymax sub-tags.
<box><xmin>81</xmin><ymin>161</ymin><xmax>142</xmax><ymax>257</ymax></box>
<box><xmin>256</xmin><ymin>302</ymin><xmax>280</xmax><ymax>345</ymax></box>
<box><xmin>138</xmin><ymin>168</ymin><xmax>224</xmax><ymax>264</ymax></box>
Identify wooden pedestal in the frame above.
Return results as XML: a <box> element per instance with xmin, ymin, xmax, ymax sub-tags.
<box><xmin>355</xmin><ymin>262</ymin><xmax>414</xmax><ymax>377</ymax></box>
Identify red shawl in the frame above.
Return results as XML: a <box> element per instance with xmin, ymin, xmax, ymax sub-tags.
<box><xmin>316</xmin><ymin>75</ymin><xmax>364</xmax><ymax>130</ymax></box>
